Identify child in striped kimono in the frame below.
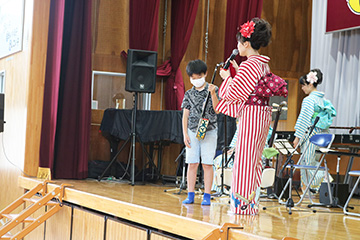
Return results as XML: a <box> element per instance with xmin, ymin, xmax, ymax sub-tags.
<box><xmin>217</xmin><ymin>18</ymin><xmax>273</xmax><ymax>215</ymax></box>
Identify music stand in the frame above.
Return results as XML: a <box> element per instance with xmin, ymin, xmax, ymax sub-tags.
<box><xmin>98</xmin><ymin>92</ymin><xmax>160</xmax><ymax>185</ymax></box>
<box><xmin>263</xmin><ymin>130</ymin><xmax>314</xmax><ymax>214</ymax></box>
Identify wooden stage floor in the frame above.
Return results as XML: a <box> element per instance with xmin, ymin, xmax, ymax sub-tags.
<box><xmin>18</xmin><ymin>176</ymin><xmax>360</xmax><ymax>240</ymax></box>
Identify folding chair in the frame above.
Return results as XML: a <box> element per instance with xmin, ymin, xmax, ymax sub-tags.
<box><xmin>278</xmin><ymin>134</ymin><xmax>335</xmax><ymax>208</ymax></box>
<box><xmin>298</xmin><ymin>134</ymin><xmax>335</xmax><ymax>207</ymax></box>
<box><xmin>343</xmin><ymin>171</ymin><xmax>360</xmax><ymax>216</ymax></box>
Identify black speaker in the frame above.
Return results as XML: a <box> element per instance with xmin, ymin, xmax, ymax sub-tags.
<box><xmin>319</xmin><ymin>182</ymin><xmax>349</xmax><ymax>206</ymax></box>
<box><xmin>0</xmin><ymin>93</ymin><xmax>4</xmax><ymax>133</ymax></box>
<box><xmin>125</xmin><ymin>49</ymin><xmax>157</xmax><ymax>93</ymax></box>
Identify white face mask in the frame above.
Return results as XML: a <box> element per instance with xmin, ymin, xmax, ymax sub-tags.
<box><xmin>190</xmin><ymin>77</ymin><xmax>206</xmax><ymax>88</ymax></box>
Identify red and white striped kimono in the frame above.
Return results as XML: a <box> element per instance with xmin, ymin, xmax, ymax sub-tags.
<box><xmin>216</xmin><ymin>55</ymin><xmax>272</xmax><ymax>215</ymax></box>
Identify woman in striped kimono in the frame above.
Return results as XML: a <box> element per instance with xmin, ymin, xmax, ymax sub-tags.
<box><xmin>216</xmin><ymin>18</ymin><xmax>273</xmax><ymax>215</ymax></box>
<box><xmin>293</xmin><ymin>69</ymin><xmax>334</xmax><ymax>192</ymax></box>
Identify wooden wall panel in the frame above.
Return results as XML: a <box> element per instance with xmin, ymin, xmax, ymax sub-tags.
<box><xmin>0</xmin><ymin>0</ymin><xmax>47</xmax><ymax>217</ymax></box>
<box><xmin>181</xmin><ymin>0</ymin><xmax>227</xmax><ymax>94</ymax></box>
<box><xmin>92</xmin><ymin>0</ymin><xmax>129</xmax><ymax>73</ymax></box>
<box><xmin>23</xmin><ymin>0</ymin><xmax>51</xmax><ymax>176</ymax></box>
<box><xmin>72</xmin><ymin>208</ymin><xmax>105</xmax><ymax>240</ymax></box>
<box><xmin>106</xmin><ymin>218</ymin><xmax>147</xmax><ymax>240</ymax></box>
<box><xmin>261</xmin><ymin>0</ymin><xmax>312</xmax><ymax>78</ymax></box>
<box><xmin>45</xmin><ymin>205</ymin><xmax>72</xmax><ymax>240</ymax></box>
<box><xmin>151</xmin><ymin>232</ymin><xmax>177</xmax><ymax>240</ymax></box>
<box><xmin>261</xmin><ymin>0</ymin><xmax>312</xmax><ymax>131</ymax></box>
<box><xmin>0</xmin><ymin>169</ymin><xmax>23</xmax><ymax>214</ymax></box>
<box><xmin>276</xmin><ymin>78</ymin><xmax>301</xmax><ymax>131</ymax></box>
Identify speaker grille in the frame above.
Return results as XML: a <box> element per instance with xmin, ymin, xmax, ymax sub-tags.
<box><xmin>130</xmin><ymin>66</ymin><xmax>155</xmax><ymax>91</ymax></box>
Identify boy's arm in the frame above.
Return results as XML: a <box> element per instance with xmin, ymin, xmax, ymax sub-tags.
<box><xmin>182</xmin><ymin>109</ymin><xmax>191</xmax><ymax>148</ymax></box>
<box><xmin>208</xmin><ymin>84</ymin><xmax>219</xmax><ymax>113</ymax></box>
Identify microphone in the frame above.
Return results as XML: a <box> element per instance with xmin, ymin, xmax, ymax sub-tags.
<box><xmin>279</xmin><ymin>101</ymin><xmax>287</xmax><ymax>108</ymax></box>
<box><xmin>308</xmin><ymin>116</ymin><xmax>320</xmax><ymax>136</ymax></box>
<box><xmin>272</xmin><ymin>101</ymin><xmax>287</xmax><ymax>108</ymax></box>
<box><xmin>223</xmin><ymin>49</ymin><xmax>239</xmax><ymax>70</ymax></box>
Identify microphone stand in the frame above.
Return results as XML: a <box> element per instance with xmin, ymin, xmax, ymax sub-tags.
<box><xmin>210</xmin><ymin>62</ymin><xmax>234</xmax><ymax>198</ymax></box>
<box><xmin>279</xmin><ymin>116</ymin><xmax>320</xmax><ymax>176</ymax></box>
<box><xmin>221</xmin><ymin>115</ymin><xmax>228</xmax><ymax>195</ymax></box>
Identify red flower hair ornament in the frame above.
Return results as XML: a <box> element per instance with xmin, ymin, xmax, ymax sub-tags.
<box><xmin>240</xmin><ymin>21</ymin><xmax>255</xmax><ymax>38</ymax></box>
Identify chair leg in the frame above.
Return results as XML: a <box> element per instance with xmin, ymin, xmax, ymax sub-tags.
<box><xmin>295</xmin><ymin>155</ymin><xmax>326</xmax><ymax>207</ymax></box>
<box><xmin>323</xmin><ymin>160</ymin><xmax>334</xmax><ymax>206</ymax></box>
<box><xmin>344</xmin><ymin>177</ymin><xmax>360</xmax><ymax>216</ymax></box>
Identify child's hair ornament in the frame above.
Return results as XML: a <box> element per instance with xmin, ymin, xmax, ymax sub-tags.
<box><xmin>307</xmin><ymin>71</ymin><xmax>318</xmax><ymax>84</ymax></box>
<box><xmin>240</xmin><ymin>21</ymin><xmax>255</xmax><ymax>38</ymax></box>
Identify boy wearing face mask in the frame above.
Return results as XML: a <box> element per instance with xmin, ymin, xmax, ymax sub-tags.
<box><xmin>181</xmin><ymin>59</ymin><xmax>220</xmax><ymax>205</ymax></box>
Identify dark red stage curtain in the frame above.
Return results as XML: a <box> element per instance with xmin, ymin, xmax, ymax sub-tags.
<box><xmin>126</xmin><ymin>0</ymin><xmax>199</xmax><ymax>110</ymax></box>
<box><xmin>129</xmin><ymin>0</ymin><xmax>160</xmax><ymax>51</ymax></box>
<box><xmin>39</xmin><ymin>0</ymin><xmax>65</xmax><ymax>172</ymax></box>
<box><xmin>121</xmin><ymin>1</ymin><xmax>160</xmax><ymax>58</ymax></box>
<box><xmin>53</xmin><ymin>0</ymin><xmax>92</xmax><ymax>179</ymax></box>
<box><xmin>224</xmin><ymin>0</ymin><xmax>263</xmax><ymax>67</ymax></box>
<box><xmin>164</xmin><ymin>0</ymin><xmax>199</xmax><ymax>110</ymax></box>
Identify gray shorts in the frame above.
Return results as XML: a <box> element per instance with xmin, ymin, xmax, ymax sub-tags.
<box><xmin>185</xmin><ymin>128</ymin><xmax>217</xmax><ymax>165</ymax></box>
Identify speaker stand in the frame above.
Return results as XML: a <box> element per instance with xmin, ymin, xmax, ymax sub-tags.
<box><xmin>98</xmin><ymin>92</ymin><xmax>160</xmax><ymax>185</ymax></box>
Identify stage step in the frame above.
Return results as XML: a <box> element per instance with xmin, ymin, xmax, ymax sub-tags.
<box><xmin>0</xmin><ymin>181</ymin><xmax>71</xmax><ymax>239</ymax></box>
<box><xmin>0</xmin><ymin>233</ymin><xmax>12</xmax><ymax>240</ymax></box>
<box><xmin>23</xmin><ymin>197</ymin><xmax>59</xmax><ymax>206</ymax></box>
<box><xmin>1</xmin><ymin>214</ymin><xmax>35</xmax><ymax>223</ymax></box>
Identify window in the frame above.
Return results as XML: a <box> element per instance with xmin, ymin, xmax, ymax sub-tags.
<box><xmin>92</xmin><ymin>71</ymin><xmax>152</xmax><ymax>110</ymax></box>
<box><xmin>92</xmin><ymin>71</ymin><xmax>129</xmax><ymax>110</ymax></box>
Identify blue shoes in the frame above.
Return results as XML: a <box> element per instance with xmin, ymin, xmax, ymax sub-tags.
<box><xmin>182</xmin><ymin>192</ymin><xmax>212</xmax><ymax>205</ymax></box>
<box><xmin>182</xmin><ymin>192</ymin><xmax>195</xmax><ymax>204</ymax></box>
<box><xmin>201</xmin><ymin>193</ymin><xmax>211</xmax><ymax>205</ymax></box>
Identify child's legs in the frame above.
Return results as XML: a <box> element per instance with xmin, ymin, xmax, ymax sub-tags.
<box><xmin>202</xmin><ymin>164</ymin><xmax>213</xmax><ymax>193</ymax></box>
<box><xmin>185</xmin><ymin>129</ymin><xmax>201</xmax><ymax>192</ymax></box>
<box><xmin>187</xmin><ymin>163</ymin><xmax>199</xmax><ymax>192</ymax></box>
<box><xmin>200</xmin><ymin>129</ymin><xmax>217</xmax><ymax>194</ymax></box>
